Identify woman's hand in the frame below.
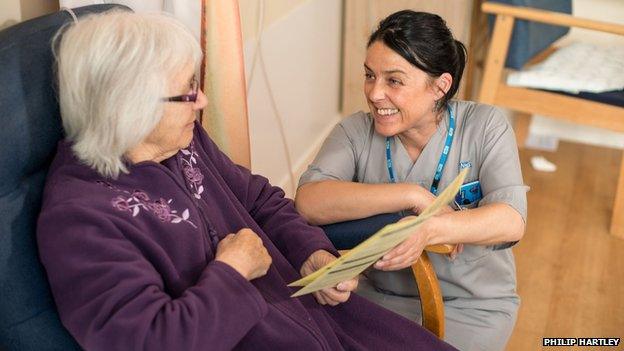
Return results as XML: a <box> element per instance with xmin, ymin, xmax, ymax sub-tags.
<box><xmin>300</xmin><ymin>250</ymin><xmax>358</xmax><ymax>306</ymax></box>
<box><xmin>374</xmin><ymin>216</ymin><xmax>432</xmax><ymax>271</ymax></box>
<box><xmin>215</xmin><ymin>228</ymin><xmax>272</xmax><ymax>280</ymax></box>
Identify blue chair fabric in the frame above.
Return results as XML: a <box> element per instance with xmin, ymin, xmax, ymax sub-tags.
<box><xmin>489</xmin><ymin>0</ymin><xmax>572</xmax><ymax>69</ymax></box>
<box><xmin>321</xmin><ymin>213</ymin><xmax>402</xmax><ymax>250</ymax></box>
<box><xmin>0</xmin><ymin>5</ymin><xmax>129</xmax><ymax>350</ymax></box>
<box><xmin>486</xmin><ymin>1</ymin><xmax>624</xmax><ymax>110</ymax></box>
<box><xmin>557</xmin><ymin>89</ymin><xmax>624</xmax><ymax>107</ymax></box>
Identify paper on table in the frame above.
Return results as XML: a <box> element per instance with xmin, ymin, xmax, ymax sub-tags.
<box><xmin>289</xmin><ymin>168</ymin><xmax>468</xmax><ymax>297</ymax></box>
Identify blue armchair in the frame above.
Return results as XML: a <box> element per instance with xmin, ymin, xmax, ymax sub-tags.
<box><xmin>0</xmin><ymin>3</ymin><xmax>452</xmax><ymax>346</ymax></box>
<box><xmin>0</xmin><ymin>5</ymin><xmax>128</xmax><ymax>350</ymax></box>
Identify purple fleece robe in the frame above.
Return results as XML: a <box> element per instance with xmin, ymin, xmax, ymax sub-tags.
<box><xmin>37</xmin><ymin>122</ymin><xmax>456</xmax><ymax>351</ymax></box>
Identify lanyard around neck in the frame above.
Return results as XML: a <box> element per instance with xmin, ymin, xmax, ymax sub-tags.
<box><xmin>385</xmin><ymin>105</ymin><xmax>455</xmax><ymax>195</ymax></box>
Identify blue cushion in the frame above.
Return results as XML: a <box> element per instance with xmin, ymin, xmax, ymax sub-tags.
<box><xmin>323</xmin><ymin>213</ymin><xmax>519</xmax><ymax>252</ymax></box>
<box><xmin>489</xmin><ymin>0</ymin><xmax>572</xmax><ymax>69</ymax></box>
<box><xmin>321</xmin><ymin>213</ymin><xmax>402</xmax><ymax>250</ymax></box>
<box><xmin>556</xmin><ymin>89</ymin><xmax>624</xmax><ymax>107</ymax></box>
<box><xmin>0</xmin><ymin>5</ymin><xmax>128</xmax><ymax>350</ymax></box>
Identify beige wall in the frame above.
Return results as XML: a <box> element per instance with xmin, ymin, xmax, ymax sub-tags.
<box><xmin>239</xmin><ymin>0</ymin><xmax>308</xmax><ymax>42</ymax></box>
<box><xmin>0</xmin><ymin>0</ymin><xmax>58</xmax><ymax>30</ymax></box>
<box><xmin>0</xmin><ymin>0</ymin><xmax>22</xmax><ymax>29</ymax></box>
<box><xmin>20</xmin><ymin>0</ymin><xmax>59</xmax><ymax>21</ymax></box>
<box><xmin>239</xmin><ymin>0</ymin><xmax>343</xmax><ymax>196</ymax></box>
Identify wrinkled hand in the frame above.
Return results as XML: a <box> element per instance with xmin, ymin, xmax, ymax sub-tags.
<box><xmin>374</xmin><ymin>216</ymin><xmax>431</xmax><ymax>271</ymax></box>
<box><xmin>215</xmin><ymin>228</ymin><xmax>272</xmax><ymax>280</ymax></box>
<box><xmin>300</xmin><ymin>250</ymin><xmax>358</xmax><ymax>306</ymax></box>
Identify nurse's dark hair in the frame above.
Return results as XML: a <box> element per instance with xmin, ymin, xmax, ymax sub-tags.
<box><xmin>368</xmin><ymin>10</ymin><xmax>467</xmax><ymax>111</ymax></box>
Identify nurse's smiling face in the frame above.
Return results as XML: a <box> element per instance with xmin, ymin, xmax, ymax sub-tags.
<box><xmin>364</xmin><ymin>41</ymin><xmax>450</xmax><ymax>139</ymax></box>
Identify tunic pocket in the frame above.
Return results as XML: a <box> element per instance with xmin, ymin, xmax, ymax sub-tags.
<box><xmin>457</xmin><ymin>244</ymin><xmax>492</xmax><ymax>264</ymax></box>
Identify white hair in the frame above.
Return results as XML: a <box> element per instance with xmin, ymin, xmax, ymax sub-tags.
<box><xmin>54</xmin><ymin>10</ymin><xmax>202</xmax><ymax>178</ymax></box>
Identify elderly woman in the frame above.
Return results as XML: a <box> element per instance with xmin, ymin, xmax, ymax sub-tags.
<box><xmin>295</xmin><ymin>10</ymin><xmax>528</xmax><ymax>351</ymax></box>
<box><xmin>36</xmin><ymin>10</ymin><xmax>456</xmax><ymax>351</ymax></box>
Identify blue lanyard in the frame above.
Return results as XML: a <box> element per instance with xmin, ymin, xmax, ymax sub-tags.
<box><xmin>385</xmin><ymin>105</ymin><xmax>455</xmax><ymax>195</ymax></box>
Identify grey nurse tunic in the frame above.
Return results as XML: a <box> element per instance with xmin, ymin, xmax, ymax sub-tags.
<box><xmin>299</xmin><ymin>100</ymin><xmax>529</xmax><ymax>351</ymax></box>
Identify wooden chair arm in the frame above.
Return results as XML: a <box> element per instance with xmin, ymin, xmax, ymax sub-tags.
<box><xmin>411</xmin><ymin>244</ymin><xmax>453</xmax><ymax>338</ymax></box>
<box><xmin>338</xmin><ymin>244</ymin><xmax>454</xmax><ymax>339</ymax></box>
<box><xmin>425</xmin><ymin>244</ymin><xmax>454</xmax><ymax>254</ymax></box>
<box><xmin>412</xmin><ymin>252</ymin><xmax>445</xmax><ymax>338</ymax></box>
<box><xmin>482</xmin><ymin>2</ymin><xmax>624</xmax><ymax>35</ymax></box>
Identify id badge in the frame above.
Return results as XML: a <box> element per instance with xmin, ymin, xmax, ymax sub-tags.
<box><xmin>455</xmin><ymin>180</ymin><xmax>482</xmax><ymax>206</ymax></box>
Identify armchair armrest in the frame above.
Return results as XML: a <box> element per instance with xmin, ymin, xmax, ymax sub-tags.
<box><xmin>322</xmin><ymin>213</ymin><xmax>451</xmax><ymax>338</ymax></box>
<box><xmin>321</xmin><ymin>212</ymin><xmax>454</xmax><ymax>253</ymax></box>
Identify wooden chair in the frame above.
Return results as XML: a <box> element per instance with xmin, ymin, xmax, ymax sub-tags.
<box><xmin>320</xmin><ymin>214</ymin><xmax>452</xmax><ymax>338</ymax></box>
<box><xmin>368</xmin><ymin>245</ymin><xmax>452</xmax><ymax>338</ymax></box>
<box><xmin>409</xmin><ymin>244</ymin><xmax>453</xmax><ymax>338</ymax></box>
<box><xmin>334</xmin><ymin>246</ymin><xmax>451</xmax><ymax>338</ymax></box>
<box><xmin>202</xmin><ymin>2</ymin><xmax>449</xmax><ymax>338</ymax></box>
<box><xmin>479</xmin><ymin>1</ymin><xmax>624</xmax><ymax>239</ymax></box>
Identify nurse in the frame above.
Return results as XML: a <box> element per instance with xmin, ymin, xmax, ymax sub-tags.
<box><xmin>295</xmin><ymin>10</ymin><xmax>528</xmax><ymax>351</ymax></box>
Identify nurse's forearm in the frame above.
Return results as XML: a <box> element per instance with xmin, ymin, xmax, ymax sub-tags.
<box><xmin>294</xmin><ymin>180</ymin><xmax>431</xmax><ymax>225</ymax></box>
<box><xmin>426</xmin><ymin>203</ymin><xmax>525</xmax><ymax>246</ymax></box>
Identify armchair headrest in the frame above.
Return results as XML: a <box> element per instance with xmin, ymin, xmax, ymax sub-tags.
<box><xmin>0</xmin><ymin>4</ymin><xmax>130</xmax><ymax>194</ymax></box>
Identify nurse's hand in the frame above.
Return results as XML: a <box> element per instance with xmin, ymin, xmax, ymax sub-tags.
<box><xmin>300</xmin><ymin>250</ymin><xmax>358</xmax><ymax>306</ymax></box>
<box><xmin>374</xmin><ymin>216</ymin><xmax>431</xmax><ymax>271</ymax></box>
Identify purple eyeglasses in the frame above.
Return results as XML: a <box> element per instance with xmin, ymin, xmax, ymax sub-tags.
<box><xmin>162</xmin><ymin>77</ymin><xmax>199</xmax><ymax>102</ymax></box>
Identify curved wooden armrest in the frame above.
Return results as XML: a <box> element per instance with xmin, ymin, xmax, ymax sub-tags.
<box><xmin>424</xmin><ymin>244</ymin><xmax>454</xmax><ymax>254</ymax></box>
<box><xmin>411</xmin><ymin>252</ymin><xmax>445</xmax><ymax>338</ymax></box>
<box><xmin>338</xmin><ymin>244</ymin><xmax>454</xmax><ymax>339</ymax></box>
<box><xmin>411</xmin><ymin>243</ymin><xmax>454</xmax><ymax>338</ymax></box>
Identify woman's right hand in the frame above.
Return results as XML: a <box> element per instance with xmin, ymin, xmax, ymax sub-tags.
<box><xmin>215</xmin><ymin>228</ymin><xmax>272</xmax><ymax>280</ymax></box>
